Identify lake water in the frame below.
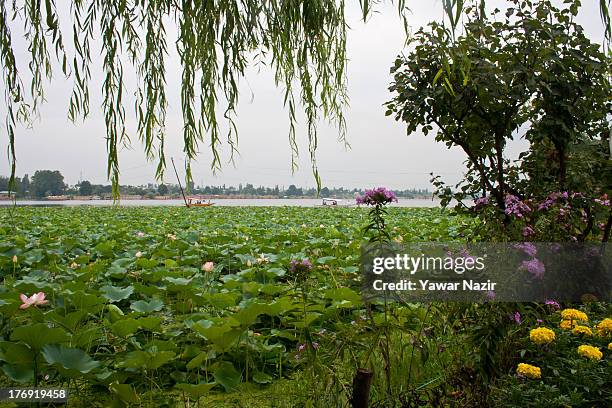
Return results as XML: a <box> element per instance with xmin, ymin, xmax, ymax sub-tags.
<box><xmin>0</xmin><ymin>198</ymin><xmax>441</xmax><ymax>208</ymax></box>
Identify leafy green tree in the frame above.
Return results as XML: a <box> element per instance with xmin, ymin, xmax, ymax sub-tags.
<box><xmin>78</xmin><ymin>180</ymin><xmax>93</xmax><ymax>196</ymax></box>
<box><xmin>31</xmin><ymin>170</ymin><xmax>66</xmax><ymax>198</ymax></box>
<box><xmin>20</xmin><ymin>174</ymin><xmax>30</xmax><ymax>196</ymax></box>
<box><xmin>386</xmin><ymin>0</ymin><xmax>611</xmax><ymax>211</ymax></box>
<box><xmin>0</xmin><ymin>176</ymin><xmax>8</xmax><ymax>192</ymax></box>
<box><xmin>157</xmin><ymin>184</ymin><xmax>168</xmax><ymax>196</ymax></box>
<box><xmin>286</xmin><ymin>185</ymin><xmax>300</xmax><ymax>196</ymax></box>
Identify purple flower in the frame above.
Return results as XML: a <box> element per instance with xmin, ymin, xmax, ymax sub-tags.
<box><xmin>298</xmin><ymin>343</ymin><xmax>306</xmax><ymax>352</ymax></box>
<box><xmin>505</xmin><ymin>195</ymin><xmax>531</xmax><ymax>218</ymax></box>
<box><xmin>290</xmin><ymin>259</ymin><xmax>313</xmax><ymax>274</ymax></box>
<box><xmin>536</xmin><ymin>319</ymin><xmax>543</xmax><ymax>325</ymax></box>
<box><xmin>520</xmin><ymin>258</ymin><xmax>545</xmax><ymax>279</ymax></box>
<box><xmin>594</xmin><ymin>194</ymin><xmax>610</xmax><ymax>206</ymax></box>
<box><xmin>474</xmin><ymin>196</ymin><xmax>489</xmax><ymax>208</ymax></box>
<box><xmin>511</xmin><ymin>312</ymin><xmax>521</xmax><ymax>325</ymax></box>
<box><xmin>522</xmin><ymin>226</ymin><xmax>535</xmax><ymax>237</ymax></box>
<box><xmin>356</xmin><ymin>187</ymin><xmax>398</xmax><ymax>206</ymax></box>
<box><xmin>485</xmin><ymin>290</ymin><xmax>496</xmax><ymax>301</ymax></box>
<box><xmin>312</xmin><ymin>342</ymin><xmax>319</xmax><ymax>350</ymax></box>
<box><xmin>538</xmin><ymin>191</ymin><xmax>568</xmax><ymax>211</ymax></box>
<box><xmin>545</xmin><ymin>299</ymin><xmax>560</xmax><ymax>310</ymax></box>
<box><xmin>515</xmin><ymin>242</ymin><xmax>537</xmax><ymax>257</ymax></box>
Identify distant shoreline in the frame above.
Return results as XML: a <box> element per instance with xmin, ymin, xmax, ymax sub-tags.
<box><xmin>0</xmin><ymin>195</ymin><xmax>434</xmax><ymax>202</ymax></box>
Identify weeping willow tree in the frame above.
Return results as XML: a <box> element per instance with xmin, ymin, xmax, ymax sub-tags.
<box><xmin>0</xmin><ymin>0</ymin><xmax>610</xmax><ymax>196</ymax></box>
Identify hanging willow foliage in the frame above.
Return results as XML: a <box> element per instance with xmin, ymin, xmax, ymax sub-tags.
<box><xmin>0</xmin><ymin>1</ymin><xmax>610</xmax><ymax>197</ymax></box>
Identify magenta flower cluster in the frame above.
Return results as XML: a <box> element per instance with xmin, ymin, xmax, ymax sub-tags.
<box><xmin>504</xmin><ymin>194</ymin><xmax>531</xmax><ymax>218</ymax></box>
<box><xmin>538</xmin><ymin>191</ymin><xmax>568</xmax><ymax>211</ymax></box>
<box><xmin>594</xmin><ymin>193</ymin><xmax>610</xmax><ymax>206</ymax></box>
<box><xmin>356</xmin><ymin>187</ymin><xmax>398</xmax><ymax>206</ymax></box>
<box><xmin>290</xmin><ymin>258</ymin><xmax>313</xmax><ymax>274</ymax></box>
<box><xmin>520</xmin><ymin>257</ymin><xmax>545</xmax><ymax>279</ymax></box>
<box><xmin>474</xmin><ymin>196</ymin><xmax>489</xmax><ymax>207</ymax></box>
<box><xmin>514</xmin><ymin>242</ymin><xmax>545</xmax><ymax>279</ymax></box>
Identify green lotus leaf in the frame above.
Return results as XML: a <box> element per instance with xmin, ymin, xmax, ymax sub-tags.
<box><xmin>252</xmin><ymin>371</ymin><xmax>273</xmax><ymax>384</ymax></box>
<box><xmin>101</xmin><ymin>285</ymin><xmax>134</xmax><ymax>303</ymax></box>
<box><xmin>110</xmin><ymin>318</ymin><xmax>141</xmax><ymax>338</ymax></box>
<box><xmin>120</xmin><ymin>350</ymin><xmax>176</xmax><ymax>370</ymax></box>
<box><xmin>175</xmin><ymin>382</ymin><xmax>217</xmax><ymax>397</ymax></box>
<box><xmin>1</xmin><ymin>364</ymin><xmax>34</xmax><ymax>383</ymax></box>
<box><xmin>11</xmin><ymin>323</ymin><xmax>70</xmax><ymax>351</ymax></box>
<box><xmin>109</xmin><ymin>383</ymin><xmax>140</xmax><ymax>403</ymax></box>
<box><xmin>41</xmin><ymin>344</ymin><xmax>100</xmax><ymax>374</ymax></box>
<box><xmin>213</xmin><ymin>361</ymin><xmax>241</xmax><ymax>392</ymax></box>
<box><xmin>130</xmin><ymin>298</ymin><xmax>164</xmax><ymax>313</ymax></box>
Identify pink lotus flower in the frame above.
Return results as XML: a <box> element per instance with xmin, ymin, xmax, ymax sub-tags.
<box><xmin>136</xmin><ymin>231</ymin><xmax>145</xmax><ymax>237</ymax></box>
<box><xmin>19</xmin><ymin>292</ymin><xmax>49</xmax><ymax>309</ymax></box>
<box><xmin>202</xmin><ymin>261</ymin><xmax>215</xmax><ymax>272</ymax></box>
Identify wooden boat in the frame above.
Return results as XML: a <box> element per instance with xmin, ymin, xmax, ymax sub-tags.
<box><xmin>171</xmin><ymin>158</ymin><xmax>215</xmax><ymax>208</ymax></box>
<box><xmin>318</xmin><ymin>198</ymin><xmax>355</xmax><ymax>208</ymax></box>
<box><xmin>186</xmin><ymin>196</ymin><xmax>214</xmax><ymax>207</ymax></box>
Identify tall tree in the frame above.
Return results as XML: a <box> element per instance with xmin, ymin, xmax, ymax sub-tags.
<box><xmin>31</xmin><ymin>170</ymin><xmax>66</xmax><ymax>198</ymax></box>
<box><xmin>386</xmin><ymin>0</ymin><xmax>611</xmax><ymax>210</ymax></box>
<box><xmin>78</xmin><ymin>180</ymin><xmax>93</xmax><ymax>195</ymax></box>
<box><xmin>157</xmin><ymin>183</ymin><xmax>168</xmax><ymax>196</ymax></box>
<box><xmin>20</xmin><ymin>174</ymin><xmax>30</xmax><ymax>195</ymax></box>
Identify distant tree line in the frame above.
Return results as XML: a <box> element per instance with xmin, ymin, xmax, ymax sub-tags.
<box><xmin>1</xmin><ymin>171</ymin><xmax>431</xmax><ymax>199</ymax></box>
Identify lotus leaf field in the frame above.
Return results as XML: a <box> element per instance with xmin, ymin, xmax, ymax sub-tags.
<box><xmin>0</xmin><ymin>206</ymin><xmax>476</xmax><ymax>406</ymax></box>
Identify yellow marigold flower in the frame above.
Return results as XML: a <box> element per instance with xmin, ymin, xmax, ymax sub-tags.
<box><xmin>608</xmin><ymin>343</ymin><xmax>612</xmax><ymax>351</ymax></box>
<box><xmin>529</xmin><ymin>327</ymin><xmax>556</xmax><ymax>344</ymax></box>
<box><xmin>516</xmin><ymin>363</ymin><xmax>541</xmax><ymax>379</ymax></box>
<box><xmin>596</xmin><ymin>318</ymin><xmax>612</xmax><ymax>337</ymax></box>
<box><xmin>560</xmin><ymin>309</ymin><xmax>588</xmax><ymax>322</ymax></box>
<box><xmin>577</xmin><ymin>345</ymin><xmax>602</xmax><ymax>361</ymax></box>
<box><xmin>559</xmin><ymin>319</ymin><xmax>576</xmax><ymax>330</ymax></box>
<box><xmin>572</xmin><ymin>325</ymin><xmax>593</xmax><ymax>337</ymax></box>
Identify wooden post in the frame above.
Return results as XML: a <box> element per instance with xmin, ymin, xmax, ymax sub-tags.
<box><xmin>351</xmin><ymin>368</ymin><xmax>373</xmax><ymax>408</ymax></box>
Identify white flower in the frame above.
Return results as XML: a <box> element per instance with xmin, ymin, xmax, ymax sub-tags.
<box><xmin>136</xmin><ymin>231</ymin><xmax>145</xmax><ymax>237</ymax></box>
<box><xmin>135</xmin><ymin>251</ymin><xmax>143</xmax><ymax>258</ymax></box>
<box><xmin>202</xmin><ymin>261</ymin><xmax>214</xmax><ymax>272</ymax></box>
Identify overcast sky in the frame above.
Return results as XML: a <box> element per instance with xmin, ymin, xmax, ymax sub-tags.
<box><xmin>0</xmin><ymin>1</ymin><xmax>606</xmax><ymax>189</ymax></box>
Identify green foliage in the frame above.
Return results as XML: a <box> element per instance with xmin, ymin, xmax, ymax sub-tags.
<box><xmin>78</xmin><ymin>180</ymin><xmax>93</xmax><ymax>196</ymax></box>
<box><xmin>0</xmin><ymin>206</ymin><xmax>476</xmax><ymax>405</ymax></box>
<box><xmin>30</xmin><ymin>170</ymin><xmax>66</xmax><ymax>198</ymax></box>
<box><xmin>386</xmin><ymin>0</ymin><xmax>611</xmax><ymax>211</ymax></box>
<box><xmin>157</xmin><ymin>183</ymin><xmax>168</xmax><ymax>196</ymax></box>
